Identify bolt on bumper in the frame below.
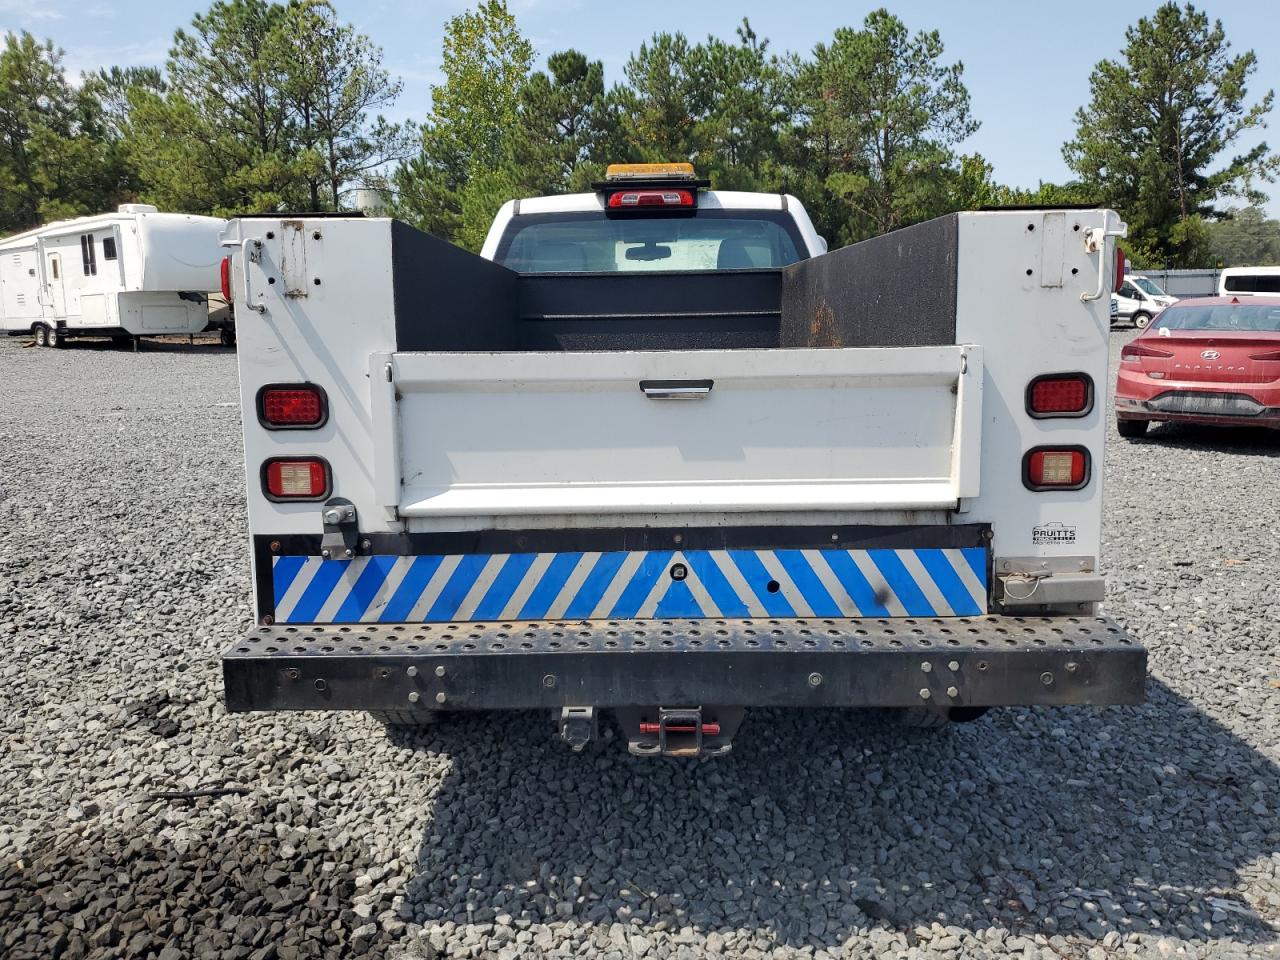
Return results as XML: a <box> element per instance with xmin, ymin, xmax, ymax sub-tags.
<box><xmin>222</xmin><ymin>615</ymin><xmax>1145</xmax><ymax>714</ymax></box>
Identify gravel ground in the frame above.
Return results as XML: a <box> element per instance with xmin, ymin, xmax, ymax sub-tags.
<box><xmin>0</xmin><ymin>331</ymin><xmax>1276</xmax><ymax>960</ymax></box>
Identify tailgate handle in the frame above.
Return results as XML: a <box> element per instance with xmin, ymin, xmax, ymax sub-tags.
<box><xmin>639</xmin><ymin>379</ymin><xmax>713</xmax><ymax>400</ymax></box>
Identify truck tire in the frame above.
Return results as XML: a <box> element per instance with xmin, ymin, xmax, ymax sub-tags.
<box><xmin>369</xmin><ymin>710</ymin><xmax>439</xmax><ymax>728</ymax></box>
<box><xmin>1131</xmin><ymin>311</ymin><xmax>1152</xmax><ymax>329</ymax></box>
<box><xmin>892</xmin><ymin>707</ymin><xmax>952</xmax><ymax>729</ymax></box>
<box><xmin>887</xmin><ymin>706</ymin><xmax>991</xmax><ymax>729</ymax></box>
<box><xmin>1116</xmin><ymin>417</ymin><xmax>1149</xmax><ymax>439</ymax></box>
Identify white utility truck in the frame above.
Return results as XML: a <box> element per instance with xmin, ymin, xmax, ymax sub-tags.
<box><xmin>0</xmin><ymin>204</ymin><xmax>225</xmax><ymax>347</ymax></box>
<box><xmin>221</xmin><ymin>165</ymin><xmax>1145</xmax><ymax>756</ymax></box>
<box><xmin>1112</xmin><ymin>273</ymin><xmax>1177</xmax><ymax>328</ymax></box>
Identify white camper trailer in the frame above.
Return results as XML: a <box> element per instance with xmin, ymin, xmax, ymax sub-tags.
<box><xmin>0</xmin><ymin>205</ymin><xmax>226</xmax><ymax>347</ymax></box>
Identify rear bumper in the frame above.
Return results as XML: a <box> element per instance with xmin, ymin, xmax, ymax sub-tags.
<box><xmin>1116</xmin><ymin>376</ymin><xmax>1280</xmax><ymax>428</ymax></box>
<box><xmin>222</xmin><ymin>616</ymin><xmax>1146</xmax><ymax>713</ymax></box>
<box><xmin>1116</xmin><ymin>393</ymin><xmax>1280</xmax><ymax>428</ymax></box>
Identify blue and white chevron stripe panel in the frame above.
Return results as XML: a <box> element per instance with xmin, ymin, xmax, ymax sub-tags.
<box><xmin>271</xmin><ymin>548</ymin><xmax>988</xmax><ymax>624</ymax></box>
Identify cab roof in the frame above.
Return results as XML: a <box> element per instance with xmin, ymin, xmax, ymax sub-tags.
<box><xmin>511</xmin><ymin>190</ymin><xmax>790</xmax><ymax>216</ymax></box>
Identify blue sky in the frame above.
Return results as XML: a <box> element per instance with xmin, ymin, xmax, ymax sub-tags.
<box><xmin>3</xmin><ymin>0</ymin><xmax>1278</xmax><ymax>216</ymax></box>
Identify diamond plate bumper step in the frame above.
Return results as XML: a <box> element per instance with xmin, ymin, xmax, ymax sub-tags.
<box><xmin>222</xmin><ymin>616</ymin><xmax>1145</xmax><ymax>713</ymax></box>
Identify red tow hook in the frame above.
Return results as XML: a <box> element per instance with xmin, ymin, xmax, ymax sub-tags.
<box><xmin>638</xmin><ymin>722</ymin><xmax>721</xmax><ymax>736</ymax></box>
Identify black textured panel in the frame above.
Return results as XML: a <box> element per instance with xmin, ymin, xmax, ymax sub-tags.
<box><xmin>516</xmin><ymin>270</ymin><xmax>782</xmax><ymax>351</ymax></box>
<box><xmin>780</xmin><ymin>214</ymin><xmax>959</xmax><ymax>347</ymax></box>
<box><xmin>518</xmin><ymin>318</ymin><xmax>778</xmax><ymax>351</ymax></box>
<box><xmin>391</xmin><ymin>220</ymin><xmax>519</xmax><ymax>351</ymax></box>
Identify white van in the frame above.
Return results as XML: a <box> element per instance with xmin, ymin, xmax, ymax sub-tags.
<box><xmin>0</xmin><ymin>204</ymin><xmax>226</xmax><ymax>347</ymax></box>
<box><xmin>1218</xmin><ymin>265</ymin><xmax>1280</xmax><ymax>297</ymax></box>
<box><xmin>1112</xmin><ymin>274</ymin><xmax>1177</xmax><ymax>328</ymax></box>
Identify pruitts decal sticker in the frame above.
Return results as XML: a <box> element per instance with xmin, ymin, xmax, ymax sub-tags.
<box><xmin>1032</xmin><ymin>523</ymin><xmax>1078</xmax><ymax>546</ymax></box>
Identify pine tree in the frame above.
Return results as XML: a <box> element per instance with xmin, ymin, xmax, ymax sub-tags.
<box><xmin>1064</xmin><ymin>2</ymin><xmax>1277</xmax><ymax>266</ymax></box>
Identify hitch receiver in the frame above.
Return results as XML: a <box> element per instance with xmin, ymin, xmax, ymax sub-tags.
<box><xmin>615</xmin><ymin>707</ymin><xmax>745</xmax><ymax>758</ymax></box>
<box><xmin>655</xmin><ymin>707</ymin><xmax>705</xmax><ymax>757</ymax></box>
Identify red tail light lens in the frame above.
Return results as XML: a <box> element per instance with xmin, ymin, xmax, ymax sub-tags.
<box><xmin>1027</xmin><ymin>373</ymin><xmax>1093</xmax><ymax>417</ymax></box>
<box><xmin>257</xmin><ymin>384</ymin><xmax>327</xmax><ymax>429</ymax></box>
<box><xmin>1023</xmin><ymin>447</ymin><xmax>1089</xmax><ymax>491</ymax></box>
<box><xmin>1114</xmin><ymin>247</ymin><xmax>1126</xmax><ymax>292</ymax></box>
<box><xmin>220</xmin><ymin>256</ymin><xmax>232</xmax><ymax>302</ymax></box>
<box><xmin>607</xmin><ymin>189</ymin><xmax>694</xmax><ymax>209</ymax></box>
<box><xmin>263</xmin><ymin>458</ymin><xmax>330</xmax><ymax>500</ymax></box>
<box><xmin>1120</xmin><ymin>342</ymin><xmax>1174</xmax><ymax>362</ymax></box>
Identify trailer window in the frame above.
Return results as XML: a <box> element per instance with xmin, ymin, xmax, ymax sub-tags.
<box><xmin>51</xmin><ymin>258</ymin><xmax>59</xmax><ymax>280</ymax></box>
<box><xmin>497</xmin><ymin>210</ymin><xmax>805</xmax><ymax>274</ymax></box>
<box><xmin>102</xmin><ymin>237</ymin><xmax>117</xmax><ymax>260</ymax></box>
<box><xmin>80</xmin><ymin>234</ymin><xmax>97</xmax><ymax>276</ymax></box>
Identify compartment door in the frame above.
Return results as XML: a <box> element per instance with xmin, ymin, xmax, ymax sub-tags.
<box><xmin>371</xmin><ymin>345</ymin><xmax>982</xmax><ymax>518</ymax></box>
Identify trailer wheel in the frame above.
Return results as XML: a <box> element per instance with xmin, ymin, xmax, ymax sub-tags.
<box><xmin>1131</xmin><ymin>311</ymin><xmax>1152</xmax><ymax>329</ymax></box>
<box><xmin>33</xmin><ymin>324</ymin><xmax>48</xmax><ymax>348</ymax></box>
<box><xmin>1116</xmin><ymin>417</ymin><xmax>1149</xmax><ymax>439</ymax></box>
<box><xmin>220</xmin><ymin>326</ymin><xmax>237</xmax><ymax>348</ymax></box>
<box><xmin>48</xmin><ymin>327</ymin><xmax>63</xmax><ymax>348</ymax></box>
<box><xmin>369</xmin><ymin>710</ymin><xmax>439</xmax><ymax>728</ymax></box>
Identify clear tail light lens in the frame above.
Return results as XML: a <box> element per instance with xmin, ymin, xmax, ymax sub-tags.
<box><xmin>1027</xmin><ymin>374</ymin><xmax>1092</xmax><ymax>417</ymax></box>
<box><xmin>1024</xmin><ymin>447</ymin><xmax>1089</xmax><ymax>491</ymax></box>
<box><xmin>263</xmin><ymin>458</ymin><xmax>330</xmax><ymax>500</ymax></box>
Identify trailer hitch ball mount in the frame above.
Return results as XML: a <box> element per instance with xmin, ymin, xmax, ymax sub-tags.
<box><xmin>559</xmin><ymin>706</ymin><xmax>744</xmax><ymax>757</ymax></box>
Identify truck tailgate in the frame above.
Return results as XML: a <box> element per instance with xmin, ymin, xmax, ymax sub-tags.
<box><xmin>371</xmin><ymin>345</ymin><xmax>982</xmax><ymax>517</ymax></box>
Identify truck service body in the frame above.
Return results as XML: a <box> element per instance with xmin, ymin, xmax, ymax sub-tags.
<box><xmin>221</xmin><ymin>166</ymin><xmax>1144</xmax><ymax>756</ymax></box>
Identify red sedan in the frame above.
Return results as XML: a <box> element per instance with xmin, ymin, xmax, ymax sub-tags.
<box><xmin>1114</xmin><ymin>296</ymin><xmax>1280</xmax><ymax>438</ymax></box>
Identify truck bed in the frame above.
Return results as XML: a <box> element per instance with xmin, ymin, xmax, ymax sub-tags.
<box><xmin>386</xmin><ymin>217</ymin><xmax>961</xmax><ymax>353</ymax></box>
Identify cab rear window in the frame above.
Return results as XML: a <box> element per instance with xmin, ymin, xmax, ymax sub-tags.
<box><xmin>496</xmin><ymin>211</ymin><xmax>804</xmax><ymax>274</ymax></box>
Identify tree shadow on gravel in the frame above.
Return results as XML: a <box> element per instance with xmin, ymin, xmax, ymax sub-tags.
<box><xmin>0</xmin><ymin>797</ymin><xmax>400</xmax><ymax>960</ymax></box>
<box><xmin>19</xmin><ymin>335</ymin><xmax>232</xmax><ymax>355</ymax></box>
<box><xmin>26</xmin><ymin>338</ymin><xmax>232</xmax><ymax>355</ymax></box>
<box><xmin>1123</xmin><ymin>422</ymin><xmax>1280</xmax><ymax>456</ymax></box>
<box><xmin>392</xmin><ymin>677</ymin><xmax>1279</xmax><ymax>951</ymax></box>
